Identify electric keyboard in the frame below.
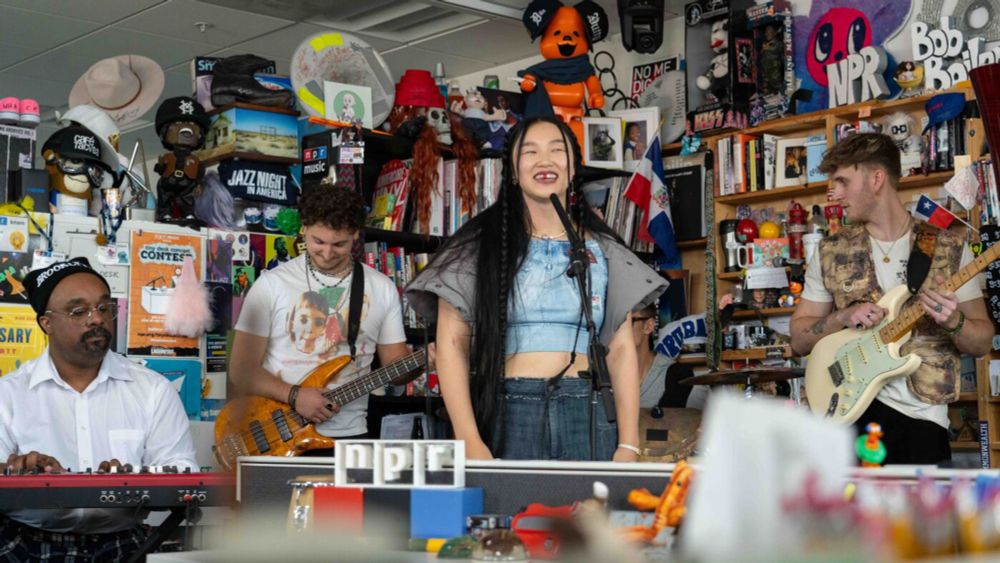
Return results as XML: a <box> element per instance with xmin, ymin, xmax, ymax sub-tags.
<box><xmin>0</xmin><ymin>472</ymin><xmax>234</xmax><ymax>510</ymax></box>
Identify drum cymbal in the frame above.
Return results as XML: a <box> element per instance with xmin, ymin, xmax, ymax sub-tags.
<box><xmin>679</xmin><ymin>367</ymin><xmax>804</xmax><ymax>386</ymax></box>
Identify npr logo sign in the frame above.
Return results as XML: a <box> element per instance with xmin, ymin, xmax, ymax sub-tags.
<box><xmin>333</xmin><ymin>440</ymin><xmax>466</xmax><ymax>488</ymax></box>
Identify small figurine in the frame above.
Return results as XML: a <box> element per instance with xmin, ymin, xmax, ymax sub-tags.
<box><xmin>518</xmin><ymin>0</ymin><xmax>609</xmax><ymax>147</ymax></box>
<box><xmin>883</xmin><ymin>111</ymin><xmax>923</xmax><ymax>175</ymax></box>
<box><xmin>824</xmin><ymin>204</ymin><xmax>843</xmax><ymax>235</ymax></box>
<box><xmin>450</xmin><ymin>88</ymin><xmax>507</xmax><ymax>150</ymax></box>
<box><xmin>42</xmin><ymin>125</ymin><xmax>116</xmax><ymax>217</ymax></box>
<box><xmin>894</xmin><ymin>61</ymin><xmax>924</xmax><ymax>98</ymax></box>
<box><xmin>153</xmin><ymin>96</ymin><xmax>210</xmax><ymax>225</ymax></box>
<box><xmin>619</xmin><ymin>459</ymin><xmax>694</xmax><ymax>544</ymax></box>
<box><xmin>855</xmin><ymin>422</ymin><xmax>887</xmax><ymax>467</ymax></box>
<box><xmin>695</xmin><ymin>19</ymin><xmax>730</xmax><ymax>104</ymax></box>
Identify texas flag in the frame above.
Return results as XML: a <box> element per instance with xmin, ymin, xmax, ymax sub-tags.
<box><xmin>624</xmin><ymin>135</ymin><xmax>679</xmax><ymax>264</ymax></box>
<box><xmin>912</xmin><ymin>194</ymin><xmax>956</xmax><ymax>229</ymax></box>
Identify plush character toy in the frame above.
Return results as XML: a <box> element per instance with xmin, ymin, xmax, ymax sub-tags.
<box><xmin>451</xmin><ymin>89</ymin><xmax>507</xmax><ymax>150</ymax></box>
<box><xmin>518</xmin><ymin>0</ymin><xmax>609</xmax><ymax>147</ymax></box>
<box><xmin>42</xmin><ymin>125</ymin><xmax>116</xmax><ymax>217</ymax></box>
<box><xmin>153</xmin><ymin>96</ymin><xmax>210</xmax><ymax>225</ymax></box>
<box><xmin>696</xmin><ymin>19</ymin><xmax>730</xmax><ymax>104</ymax></box>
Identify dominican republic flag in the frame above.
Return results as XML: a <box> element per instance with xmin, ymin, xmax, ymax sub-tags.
<box><xmin>912</xmin><ymin>194</ymin><xmax>956</xmax><ymax>229</ymax></box>
<box><xmin>624</xmin><ymin>135</ymin><xmax>679</xmax><ymax>264</ymax></box>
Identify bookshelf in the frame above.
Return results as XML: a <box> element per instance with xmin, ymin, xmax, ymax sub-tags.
<box><xmin>701</xmin><ymin>86</ymin><xmax>1000</xmax><ymax>464</ymax></box>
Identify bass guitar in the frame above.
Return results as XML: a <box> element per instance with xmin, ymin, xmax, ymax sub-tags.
<box><xmin>805</xmin><ymin>241</ymin><xmax>1000</xmax><ymax>423</ymax></box>
<box><xmin>214</xmin><ymin>349</ymin><xmax>427</xmax><ymax>470</ymax></box>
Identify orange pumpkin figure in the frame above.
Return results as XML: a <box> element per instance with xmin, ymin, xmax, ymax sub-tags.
<box><xmin>519</xmin><ymin>0</ymin><xmax>608</xmax><ymax>148</ymax></box>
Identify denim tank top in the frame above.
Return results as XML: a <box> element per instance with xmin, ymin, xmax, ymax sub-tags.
<box><xmin>506</xmin><ymin>238</ymin><xmax>608</xmax><ymax>354</ymax></box>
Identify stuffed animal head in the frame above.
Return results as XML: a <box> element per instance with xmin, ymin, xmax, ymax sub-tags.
<box><xmin>709</xmin><ymin>19</ymin><xmax>729</xmax><ymax>53</ymax></box>
<box><xmin>522</xmin><ymin>0</ymin><xmax>608</xmax><ymax>60</ymax></box>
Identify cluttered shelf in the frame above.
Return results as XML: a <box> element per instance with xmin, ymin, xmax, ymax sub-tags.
<box><xmin>717</xmin><ymin>266</ymin><xmax>791</xmax><ymax>282</ymax></box>
<box><xmin>716</xmin><ymin>182</ymin><xmax>828</xmax><ymax>205</ymax></box>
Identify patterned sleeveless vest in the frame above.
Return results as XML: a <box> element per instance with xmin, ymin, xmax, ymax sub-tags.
<box><xmin>818</xmin><ymin>221</ymin><xmax>965</xmax><ymax>404</ymax></box>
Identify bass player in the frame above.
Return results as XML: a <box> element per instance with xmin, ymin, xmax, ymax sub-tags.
<box><xmin>790</xmin><ymin>133</ymin><xmax>992</xmax><ymax>465</ymax></box>
<box><xmin>230</xmin><ymin>185</ymin><xmax>412</xmax><ymax>449</ymax></box>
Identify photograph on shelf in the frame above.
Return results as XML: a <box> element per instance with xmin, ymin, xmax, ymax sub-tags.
<box><xmin>323</xmin><ymin>81</ymin><xmax>373</xmax><ymax>129</ymax></box>
<box><xmin>477</xmin><ymin>87</ymin><xmax>525</xmax><ymax>130</ymax></box>
<box><xmin>582</xmin><ymin>116</ymin><xmax>623</xmax><ymax>170</ymax></box>
<box><xmin>774</xmin><ymin>136</ymin><xmax>809</xmax><ymax>187</ymax></box>
<box><xmin>609</xmin><ymin>107</ymin><xmax>660</xmax><ymax>168</ymax></box>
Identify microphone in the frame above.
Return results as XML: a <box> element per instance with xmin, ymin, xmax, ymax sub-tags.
<box><xmin>549</xmin><ymin>194</ymin><xmax>586</xmax><ymax>278</ymax></box>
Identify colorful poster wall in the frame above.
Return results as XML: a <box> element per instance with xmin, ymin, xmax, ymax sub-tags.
<box><xmin>127</xmin><ymin>230</ymin><xmax>202</xmax><ymax>356</ymax></box>
<box><xmin>0</xmin><ymin>304</ymin><xmax>47</xmax><ymax>377</ymax></box>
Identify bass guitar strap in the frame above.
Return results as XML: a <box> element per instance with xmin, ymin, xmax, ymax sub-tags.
<box><xmin>347</xmin><ymin>261</ymin><xmax>364</xmax><ymax>360</ymax></box>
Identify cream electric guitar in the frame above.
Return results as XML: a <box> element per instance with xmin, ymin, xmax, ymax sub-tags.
<box><xmin>805</xmin><ymin>241</ymin><xmax>1000</xmax><ymax>423</ymax></box>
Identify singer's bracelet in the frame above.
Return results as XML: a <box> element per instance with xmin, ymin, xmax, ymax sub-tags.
<box><xmin>944</xmin><ymin>311</ymin><xmax>966</xmax><ymax>336</ymax></box>
<box><xmin>617</xmin><ymin>443</ymin><xmax>641</xmax><ymax>455</ymax></box>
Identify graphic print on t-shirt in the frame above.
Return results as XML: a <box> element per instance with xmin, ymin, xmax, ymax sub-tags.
<box><xmin>285</xmin><ymin>287</ymin><xmax>369</xmax><ymax>357</ymax></box>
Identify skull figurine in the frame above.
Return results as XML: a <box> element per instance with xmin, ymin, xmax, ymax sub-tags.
<box><xmin>427</xmin><ymin>107</ymin><xmax>452</xmax><ymax>145</ymax></box>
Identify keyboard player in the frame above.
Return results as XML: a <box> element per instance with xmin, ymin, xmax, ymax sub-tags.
<box><xmin>0</xmin><ymin>258</ymin><xmax>196</xmax><ymax>561</ymax></box>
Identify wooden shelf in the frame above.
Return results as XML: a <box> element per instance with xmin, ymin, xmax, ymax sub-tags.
<box><xmin>716</xmin><ymin>182</ymin><xmax>828</xmax><ymax>205</ymax></box>
<box><xmin>718</xmin><ymin>266</ymin><xmax>791</xmax><ymax>282</ymax></box>
<box><xmin>363</xmin><ymin>227</ymin><xmax>444</xmax><ymax>252</ymax></box>
<box><xmin>721</xmin><ymin>345</ymin><xmax>793</xmax><ymax>362</ymax></box>
<box><xmin>828</xmin><ymin>87</ymin><xmax>972</xmax><ymax>120</ymax></box>
<box><xmin>951</xmin><ymin>440</ymin><xmax>980</xmax><ymax>450</ymax></box>
<box><xmin>677</xmin><ymin>355</ymin><xmax>707</xmax><ymax>366</ymax></box>
<box><xmin>955</xmin><ymin>392</ymin><xmax>978</xmax><ymax>402</ymax></box>
<box><xmin>898</xmin><ymin>170</ymin><xmax>955</xmax><ymax>190</ymax></box>
<box><xmin>678</xmin><ymin>237</ymin><xmax>707</xmax><ymax>250</ymax></box>
<box><xmin>662</xmin><ymin>141</ymin><xmax>683</xmax><ymax>155</ymax></box>
<box><xmin>731</xmin><ymin>307</ymin><xmax>796</xmax><ymax>319</ymax></box>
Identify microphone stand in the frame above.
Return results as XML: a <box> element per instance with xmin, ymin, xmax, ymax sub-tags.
<box><xmin>548</xmin><ymin>195</ymin><xmax>616</xmax><ymax>461</ymax></box>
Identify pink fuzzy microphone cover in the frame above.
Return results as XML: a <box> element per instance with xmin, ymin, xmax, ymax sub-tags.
<box><xmin>164</xmin><ymin>256</ymin><xmax>214</xmax><ymax>337</ymax></box>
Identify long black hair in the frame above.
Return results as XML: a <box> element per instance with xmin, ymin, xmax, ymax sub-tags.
<box><xmin>433</xmin><ymin>115</ymin><xmax>623</xmax><ymax>453</ymax></box>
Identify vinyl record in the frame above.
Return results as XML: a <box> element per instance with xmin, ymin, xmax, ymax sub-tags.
<box><xmin>291</xmin><ymin>32</ymin><xmax>395</xmax><ymax>127</ymax></box>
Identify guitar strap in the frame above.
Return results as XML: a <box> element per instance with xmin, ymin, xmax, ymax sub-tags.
<box><xmin>347</xmin><ymin>261</ymin><xmax>364</xmax><ymax>360</ymax></box>
<box><xmin>907</xmin><ymin>223</ymin><xmax>940</xmax><ymax>293</ymax></box>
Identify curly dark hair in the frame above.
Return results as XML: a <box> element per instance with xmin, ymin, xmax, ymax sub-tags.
<box><xmin>297</xmin><ymin>185</ymin><xmax>365</xmax><ymax>232</ymax></box>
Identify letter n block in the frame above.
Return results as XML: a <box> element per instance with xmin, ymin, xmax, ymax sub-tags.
<box><xmin>410</xmin><ymin>488</ymin><xmax>483</xmax><ymax>539</ymax></box>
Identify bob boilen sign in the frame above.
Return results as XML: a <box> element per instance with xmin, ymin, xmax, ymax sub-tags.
<box><xmin>911</xmin><ymin>18</ymin><xmax>1000</xmax><ymax>90</ymax></box>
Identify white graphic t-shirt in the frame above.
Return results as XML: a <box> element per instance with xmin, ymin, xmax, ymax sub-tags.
<box><xmin>802</xmin><ymin>231</ymin><xmax>982</xmax><ymax>428</ymax></box>
<box><xmin>235</xmin><ymin>255</ymin><xmax>406</xmax><ymax>436</ymax></box>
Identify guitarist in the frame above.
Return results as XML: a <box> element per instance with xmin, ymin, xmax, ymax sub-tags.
<box><xmin>790</xmin><ymin>133</ymin><xmax>992</xmax><ymax>465</ymax></box>
<box><xmin>229</xmin><ymin>186</ymin><xmax>411</xmax><ymax>447</ymax></box>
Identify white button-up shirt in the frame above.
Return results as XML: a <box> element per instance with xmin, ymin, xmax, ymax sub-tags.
<box><xmin>0</xmin><ymin>348</ymin><xmax>197</xmax><ymax>533</ymax></box>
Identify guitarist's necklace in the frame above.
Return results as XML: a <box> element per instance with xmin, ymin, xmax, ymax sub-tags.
<box><xmin>305</xmin><ymin>253</ymin><xmax>352</xmax><ymax>293</ymax></box>
<box><xmin>867</xmin><ymin>217</ymin><xmax>912</xmax><ymax>264</ymax></box>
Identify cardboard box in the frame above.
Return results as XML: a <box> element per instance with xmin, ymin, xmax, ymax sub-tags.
<box><xmin>197</xmin><ymin>104</ymin><xmax>299</xmax><ymax>164</ymax></box>
<box><xmin>0</xmin><ymin>125</ymin><xmax>36</xmax><ymax>199</ymax></box>
<box><xmin>684</xmin><ymin>0</ymin><xmax>755</xmax><ymax>135</ymax></box>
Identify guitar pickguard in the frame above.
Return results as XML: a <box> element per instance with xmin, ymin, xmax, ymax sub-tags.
<box><xmin>824</xmin><ymin>329</ymin><xmax>909</xmax><ymax>419</ymax></box>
